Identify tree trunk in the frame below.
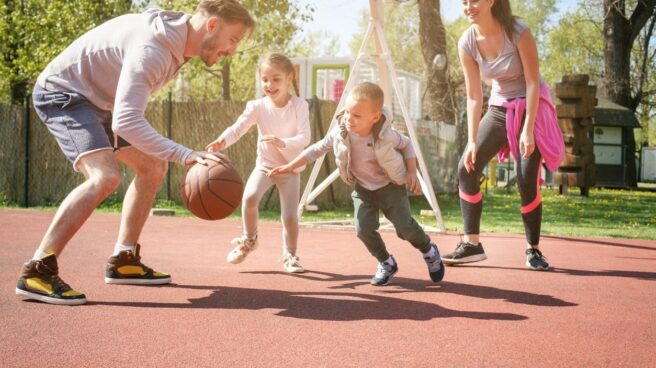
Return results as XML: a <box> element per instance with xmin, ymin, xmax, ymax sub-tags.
<box><xmin>603</xmin><ymin>1</ymin><xmax>633</xmax><ymax>108</ymax></box>
<box><xmin>418</xmin><ymin>0</ymin><xmax>461</xmax><ymax>192</ymax></box>
<box><xmin>603</xmin><ymin>0</ymin><xmax>656</xmax><ymax>110</ymax></box>
<box><xmin>417</xmin><ymin>0</ymin><xmax>455</xmax><ymax>124</ymax></box>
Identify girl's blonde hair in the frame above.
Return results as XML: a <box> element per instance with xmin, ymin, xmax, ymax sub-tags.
<box><xmin>260</xmin><ymin>53</ymin><xmax>300</xmax><ymax>96</ymax></box>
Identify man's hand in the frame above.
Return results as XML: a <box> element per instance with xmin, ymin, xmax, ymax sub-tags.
<box><xmin>260</xmin><ymin>135</ymin><xmax>286</xmax><ymax>148</ymax></box>
<box><xmin>205</xmin><ymin>138</ymin><xmax>226</xmax><ymax>153</ymax></box>
<box><xmin>267</xmin><ymin>164</ymin><xmax>293</xmax><ymax>176</ymax></box>
<box><xmin>406</xmin><ymin>171</ymin><xmax>422</xmax><ymax>195</ymax></box>
<box><xmin>185</xmin><ymin>151</ymin><xmax>230</xmax><ymax>166</ymax></box>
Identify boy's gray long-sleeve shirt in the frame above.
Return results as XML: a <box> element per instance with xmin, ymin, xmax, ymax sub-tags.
<box><xmin>36</xmin><ymin>9</ymin><xmax>193</xmax><ymax>164</ymax></box>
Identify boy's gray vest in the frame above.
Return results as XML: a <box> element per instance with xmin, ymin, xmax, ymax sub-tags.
<box><xmin>332</xmin><ymin>109</ymin><xmax>408</xmax><ymax>186</ymax></box>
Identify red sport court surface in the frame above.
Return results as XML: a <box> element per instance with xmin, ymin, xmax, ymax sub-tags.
<box><xmin>1</xmin><ymin>209</ymin><xmax>654</xmax><ymax>367</ymax></box>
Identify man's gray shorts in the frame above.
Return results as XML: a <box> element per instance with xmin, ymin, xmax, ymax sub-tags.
<box><xmin>32</xmin><ymin>84</ymin><xmax>130</xmax><ymax>171</ymax></box>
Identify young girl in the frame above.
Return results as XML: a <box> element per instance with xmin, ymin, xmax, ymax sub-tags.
<box><xmin>442</xmin><ymin>0</ymin><xmax>564</xmax><ymax>270</ymax></box>
<box><xmin>206</xmin><ymin>52</ymin><xmax>310</xmax><ymax>273</ymax></box>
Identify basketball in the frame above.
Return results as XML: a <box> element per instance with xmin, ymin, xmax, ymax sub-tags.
<box><xmin>181</xmin><ymin>159</ymin><xmax>244</xmax><ymax>220</ymax></box>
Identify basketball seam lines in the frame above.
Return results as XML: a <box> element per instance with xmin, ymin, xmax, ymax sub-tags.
<box><xmin>208</xmin><ymin>178</ymin><xmax>243</xmax><ymax>185</ymax></box>
<box><xmin>197</xmin><ymin>171</ymin><xmax>211</xmax><ymax>219</ymax></box>
<box><xmin>207</xmin><ymin>186</ymin><xmax>239</xmax><ymax>208</ymax></box>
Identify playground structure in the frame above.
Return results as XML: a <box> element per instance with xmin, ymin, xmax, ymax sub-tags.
<box><xmin>292</xmin><ymin>0</ymin><xmax>446</xmax><ymax>232</ymax></box>
<box><xmin>255</xmin><ymin>57</ymin><xmax>423</xmax><ymax>121</ymax></box>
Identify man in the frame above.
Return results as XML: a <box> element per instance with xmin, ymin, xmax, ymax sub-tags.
<box><xmin>15</xmin><ymin>0</ymin><xmax>255</xmax><ymax>305</ymax></box>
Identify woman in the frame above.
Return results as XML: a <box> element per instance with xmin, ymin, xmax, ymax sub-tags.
<box><xmin>442</xmin><ymin>0</ymin><xmax>564</xmax><ymax>270</ymax></box>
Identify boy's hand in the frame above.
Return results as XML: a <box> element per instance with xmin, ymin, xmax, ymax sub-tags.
<box><xmin>260</xmin><ymin>135</ymin><xmax>286</xmax><ymax>148</ymax></box>
<box><xmin>406</xmin><ymin>171</ymin><xmax>422</xmax><ymax>195</ymax></box>
<box><xmin>267</xmin><ymin>165</ymin><xmax>293</xmax><ymax>176</ymax></box>
<box><xmin>206</xmin><ymin>138</ymin><xmax>226</xmax><ymax>152</ymax></box>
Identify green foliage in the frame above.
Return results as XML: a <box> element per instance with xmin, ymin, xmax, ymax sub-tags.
<box><xmin>511</xmin><ymin>0</ymin><xmax>557</xmax><ymax>56</ymax></box>
<box><xmin>88</xmin><ymin>187</ymin><xmax>656</xmax><ymax>240</ymax></box>
<box><xmin>541</xmin><ymin>2</ymin><xmax>604</xmax><ymax>86</ymax></box>
<box><xmin>349</xmin><ymin>1</ymin><xmax>424</xmax><ymax>76</ymax></box>
<box><xmin>152</xmin><ymin>0</ymin><xmax>315</xmax><ymax>101</ymax></box>
<box><xmin>0</xmin><ymin>0</ymin><xmax>313</xmax><ymax>103</ymax></box>
<box><xmin>0</xmin><ymin>0</ymin><xmax>134</xmax><ymax>103</ymax></box>
<box><xmin>541</xmin><ymin>0</ymin><xmax>656</xmax><ymax>146</ymax></box>
<box><xmin>289</xmin><ymin>30</ymin><xmax>340</xmax><ymax>57</ymax></box>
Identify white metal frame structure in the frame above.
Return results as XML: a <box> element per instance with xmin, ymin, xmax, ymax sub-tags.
<box><xmin>298</xmin><ymin>0</ymin><xmax>445</xmax><ymax>232</ymax></box>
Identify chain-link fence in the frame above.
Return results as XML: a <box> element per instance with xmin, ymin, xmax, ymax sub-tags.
<box><xmin>0</xmin><ymin>96</ymin><xmax>458</xmax><ymax>209</ymax></box>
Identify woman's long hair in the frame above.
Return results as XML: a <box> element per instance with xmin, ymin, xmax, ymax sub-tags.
<box><xmin>491</xmin><ymin>0</ymin><xmax>517</xmax><ymax>39</ymax></box>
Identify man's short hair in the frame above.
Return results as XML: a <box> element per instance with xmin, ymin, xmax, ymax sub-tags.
<box><xmin>196</xmin><ymin>0</ymin><xmax>256</xmax><ymax>31</ymax></box>
<box><xmin>349</xmin><ymin>82</ymin><xmax>384</xmax><ymax>110</ymax></box>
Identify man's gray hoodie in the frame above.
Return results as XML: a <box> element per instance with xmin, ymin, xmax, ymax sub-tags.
<box><xmin>37</xmin><ymin>9</ymin><xmax>193</xmax><ymax>164</ymax></box>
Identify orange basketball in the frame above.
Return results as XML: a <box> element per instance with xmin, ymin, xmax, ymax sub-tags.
<box><xmin>181</xmin><ymin>160</ymin><xmax>244</xmax><ymax>220</ymax></box>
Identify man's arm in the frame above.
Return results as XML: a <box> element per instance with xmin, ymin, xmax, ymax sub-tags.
<box><xmin>112</xmin><ymin>46</ymin><xmax>193</xmax><ymax>164</ymax></box>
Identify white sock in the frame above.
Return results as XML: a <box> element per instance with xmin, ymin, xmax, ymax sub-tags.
<box><xmin>32</xmin><ymin>249</ymin><xmax>51</xmax><ymax>261</ymax></box>
<box><xmin>384</xmin><ymin>255</ymin><xmax>395</xmax><ymax>265</ymax></box>
<box><xmin>423</xmin><ymin>245</ymin><xmax>436</xmax><ymax>258</ymax></box>
<box><xmin>113</xmin><ymin>243</ymin><xmax>135</xmax><ymax>256</ymax></box>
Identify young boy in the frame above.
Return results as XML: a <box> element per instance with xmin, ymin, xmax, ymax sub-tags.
<box><xmin>268</xmin><ymin>82</ymin><xmax>444</xmax><ymax>286</ymax></box>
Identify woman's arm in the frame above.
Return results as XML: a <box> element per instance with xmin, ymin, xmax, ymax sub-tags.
<box><xmin>517</xmin><ymin>29</ymin><xmax>541</xmax><ymax>158</ymax></box>
<box><xmin>458</xmin><ymin>48</ymin><xmax>483</xmax><ymax>172</ymax></box>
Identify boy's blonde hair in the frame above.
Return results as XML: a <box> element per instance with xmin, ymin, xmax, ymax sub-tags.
<box><xmin>349</xmin><ymin>82</ymin><xmax>384</xmax><ymax>111</ymax></box>
<box><xmin>196</xmin><ymin>0</ymin><xmax>256</xmax><ymax>32</ymax></box>
<box><xmin>260</xmin><ymin>52</ymin><xmax>300</xmax><ymax>96</ymax></box>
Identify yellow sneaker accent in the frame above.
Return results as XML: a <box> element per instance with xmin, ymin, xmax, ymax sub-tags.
<box><xmin>26</xmin><ymin>278</ymin><xmax>53</xmax><ymax>294</ymax></box>
<box><xmin>62</xmin><ymin>290</ymin><xmax>84</xmax><ymax>297</ymax></box>
<box><xmin>116</xmin><ymin>265</ymin><xmax>147</xmax><ymax>276</ymax></box>
<box><xmin>153</xmin><ymin>271</ymin><xmax>169</xmax><ymax>277</ymax></box>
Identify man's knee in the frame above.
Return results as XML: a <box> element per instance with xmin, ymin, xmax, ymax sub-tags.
<box><xmin>90</xmin><ymin>167</ymin><xmax>122</xmax><ymax>197</ymax></box>
<box><xmin>136</xmin><ymin>157</ymin><xmax>168</xmax><ymax>181</ymax></box>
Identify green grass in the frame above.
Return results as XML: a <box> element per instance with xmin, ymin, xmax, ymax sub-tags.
<box><xmin>3</xmin><ymin>187</ymin><xmax>655</xmax><ymax>240</ymax></box>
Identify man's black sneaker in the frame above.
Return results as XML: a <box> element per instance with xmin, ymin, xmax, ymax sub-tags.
<box><xmin>423</xmin><ymin>243</ymin><xmax>445</xmax><ymax>282</ymax></box>
<box><xmin>105</xmin><ymin>244</ymin><xmax>171</xmax><ymax>285</ymax></box>
<box><xmin>442</xmin><ymin>241</ymin><xmax>488</xmax><ymax>265</ymax></box>
<box><xmin>526</xmin><ymin>247</ymin><xmax>549</xmax><ymax>270</ymax></box>
<box><xmin>15</xmin><ymin>254</ymin><xmax>87</xmax><ymax>305</ymax></box>
<box><xmin>371</xmin><ymin>256</ymin><xmax>398</xmax><ymax>286</ymax></box>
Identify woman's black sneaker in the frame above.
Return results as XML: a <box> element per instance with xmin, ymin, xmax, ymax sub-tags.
<box><xmin>442</xmin><ymin>241</ymin><xmax>487</xmax><ymax>265</ymax></box>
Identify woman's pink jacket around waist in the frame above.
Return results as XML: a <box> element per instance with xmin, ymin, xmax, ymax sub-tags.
<box><xmin>493</xmin><ymin>84</ymin><xmax>565</xmax><ymax>172</ymax></box>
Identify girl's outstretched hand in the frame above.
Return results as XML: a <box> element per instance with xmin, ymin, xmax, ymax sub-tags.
<box><xmin>260</xmin><ymin>135</ymin><xmax>286</xmax><ymax>148</ymax></box>
<box><xmin>206</xmin><ymin>138</ymin><xmax>226</xmax><ymax>153</ymax></box>
<box><xmin>267</xmin><ymin>165</ymin><xmax>292</xmax><ymax>176</ymax></box>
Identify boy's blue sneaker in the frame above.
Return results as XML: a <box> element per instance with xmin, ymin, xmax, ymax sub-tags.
<box><xmin>423</xmin><ymin>243</ymin><xmax>445</xmax><ymax>282</ymax></box>
<box><xmin>370</xmin><ymin>256</ymin><xmax>398</xmax><ymax>286</ymax></box>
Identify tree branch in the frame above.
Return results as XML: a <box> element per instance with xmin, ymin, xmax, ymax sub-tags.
<box><xmin>629</xmin><ymin>0</ymin><xmax>656</xmax><ymax>43</ymax></box>
<box><xmin>631</xmin><ymin>8</ymin><xmax>656</xmax><ymax>110</ymax></box>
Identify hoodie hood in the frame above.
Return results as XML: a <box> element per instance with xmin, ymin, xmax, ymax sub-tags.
<box><xmin>144</xmin><ymin>8</ymin><xmax>190</xmax><ymax>65</ymax></box>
